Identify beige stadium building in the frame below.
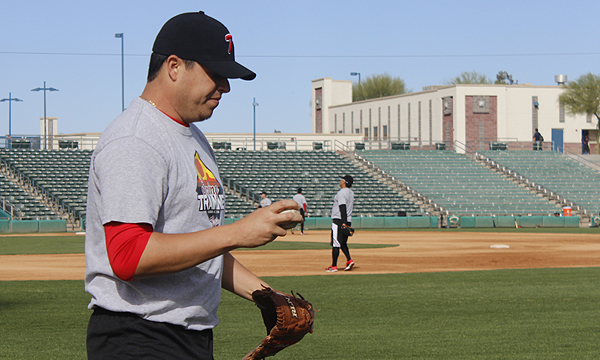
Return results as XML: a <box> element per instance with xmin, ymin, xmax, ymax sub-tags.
<box><xmin>312</xmin><ymin>76</ymin><xmax>598</xmax><ymax>155</ymax></box>
<box><xmin>31</xmin><ymin>75</ymin><xmax>597</xmax><ymax>156</ymax></box>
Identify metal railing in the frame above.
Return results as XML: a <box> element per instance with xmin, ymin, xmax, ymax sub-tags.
<box><xmin>347</xmin><ymin>138</ymin><xmax>450</xmax><ymax>152</ymax></box>
<box><xmin>474</xmin><ymin>151</ymin><xmax>586</xmax><ymax>217</ymax></box>
<box><xmin>221</xmin><ymin>175</ymin><xmax>261</xmax><ymax>205</ymax></box>
<box><xmin>349</xmin><ymin>150</ymin><xmax>433</xmax><ymax>216</ymax></box>
<box><xmin>208</xmin><ymin>136</ymin><xmax>334</xmax><ymax>152</ymax></box>
<box><xmin>558</xmin><ymin>145</ymin><xmax>600</xmax><ymax>171</ymax></box>
<box><xmin>0</xmin><ymin>156</ymin><xmax>83</xmax><ymax>226</ymax></box>
<box><xmin>1</xmin><ymin>135</ymin><xmax>100</xmax><ymax>151</ymax></box>
<box><xmin>0</xmin><ymin>196</ymin><xmax>22</xmax><ymax>219</ymax></box>
<box><xmin>466</xmin><ymin>139</ymin><xmax>554</xmax><ymax>153</ymax></box>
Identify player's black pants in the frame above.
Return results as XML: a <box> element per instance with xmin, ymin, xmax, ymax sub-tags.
<box><xmin>331</xmin><ymin>219</ymin><xmax>351</xmax><ymax>267</ymax></box>
<box><xmin>299</xmin><ymin>208</ymin><xmax>306</xmax><ymax>232</ymax></box>
<box><xmin>87</xmin><ymin>307</ymin><xmax>214</xmax><ymax>360</ymax></box>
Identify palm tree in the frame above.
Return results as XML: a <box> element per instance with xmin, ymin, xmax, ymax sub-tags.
<box><xmin>495</xmin><ymin>71</ymin><xmax>517</xmax><ymax>85</ymax></box>
<box><xmin>559</xmin><ymin>73</ymin><xmax>600</xmax><ymax>154</ymax></box>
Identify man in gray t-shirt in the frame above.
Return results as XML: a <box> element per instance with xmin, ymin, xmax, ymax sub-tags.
<box><xmin>326</xmin><ymin>175</ymin><xmax>355</xmax><ymax>272</ymax></box>
<box><xmin>258</xmin><ymin>191</ymin><xmax>272</xmax><ymax>208</ymax></box>
<box><xmin>85</xmin><ymin>12</ymin><xmax>302</xmax><ymax>360</ymax></box>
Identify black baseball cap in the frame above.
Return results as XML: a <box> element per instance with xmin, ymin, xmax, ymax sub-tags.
<box><xmin>340</xmin><ymin>175</ymin><xmax>354</xmax><ymax>186</ymax></box>
<box><xmin>152</xmin><ymin>11</ymin><xmax>256</xmax><ymax>80</ymax></box>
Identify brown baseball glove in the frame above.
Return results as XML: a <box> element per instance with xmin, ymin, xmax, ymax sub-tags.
<box><xmin>243</xmin><ymin>287</ymin><xmax>315</xmax><ymax>360</ymax></box>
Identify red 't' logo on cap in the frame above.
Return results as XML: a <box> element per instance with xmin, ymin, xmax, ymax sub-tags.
<box><xmin>225</xmin><ymin>34</ymin><xmax>233</xmax><ymax>54</ymax></box>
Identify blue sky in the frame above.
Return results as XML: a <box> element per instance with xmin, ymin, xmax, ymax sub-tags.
<box><xmin>1</xmin><ymin>0</ymin><xmax>598</xmax><ymax>136</ymax></box>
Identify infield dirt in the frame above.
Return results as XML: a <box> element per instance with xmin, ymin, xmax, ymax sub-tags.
<box><xmin>1</xmin><ymin>230</ymin><xmax>599</xmax><ymax>280</ymax></box>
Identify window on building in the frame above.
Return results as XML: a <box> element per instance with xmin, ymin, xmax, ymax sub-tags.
<box><xmin>334</xmin><ymin>114</ymin><xmax>337</xmax><ymax>133</ymax></box>
<box><xmin>383</xmin><ymin>125</ymin><xmax>388</xmax><ymax>140</ymax></box>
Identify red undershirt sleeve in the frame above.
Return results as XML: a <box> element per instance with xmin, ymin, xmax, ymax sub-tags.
<box><xmin>104</xmin><ymin>221</ymin><xmax>153</xmax><ymax>281</ymax></box>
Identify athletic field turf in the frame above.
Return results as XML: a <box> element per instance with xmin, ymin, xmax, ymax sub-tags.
<box><xmin>0</xmin><ymin>229</ymin><xmax>598</xmax><ymax>359</ymax></box>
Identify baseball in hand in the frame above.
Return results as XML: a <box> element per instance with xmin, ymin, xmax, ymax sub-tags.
<box><xmin>279</xmin><ymin>209</ymin><xmax>300</xmax><ymax>230</ymax></box>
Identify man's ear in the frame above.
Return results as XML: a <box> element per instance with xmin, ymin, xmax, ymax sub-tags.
<box><xmin>165</xmin><ymin>55</ymin><xmax>182</xmax><ymax>82</ymax></box>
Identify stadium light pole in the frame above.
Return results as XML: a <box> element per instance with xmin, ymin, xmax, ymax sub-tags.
<box><xmin>115</xmin><ymin>33</ymin><xmax>125</xmax><ymax>112</ymax></box>
<box><xmin>31</xmin><ymin>81</ymin><xmax>59</xmax><ymax>150</ymax></box>
<box><xmin>252</xmin><ymin>97</ymin><xmax>259</xmax><ymax>150</ymax></box>
<box><xmin>0</xmin><ymin>93</ymin><xmax>23</xmax><ymax>149</ymax></box>
<box><xmin>350</xmin><ymin>72</ymin><xmax>361</xmax><ymax>84</ymax></box>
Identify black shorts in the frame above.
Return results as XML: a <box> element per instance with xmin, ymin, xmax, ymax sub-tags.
<box><xmin>331</xmin><ymin>219</ymin><xmax>351</xmax><ymax>248</ymax></box>
<box><xmin>87</xmin><ymin>307</ymin><xmax>214</xmax><ymax>360</ymax></box>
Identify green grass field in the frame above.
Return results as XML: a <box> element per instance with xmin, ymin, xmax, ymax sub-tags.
<box><xmin>0</xmin><ymin>236</ymin><xmax>395</xmax><ymax>255</ymax></box>
<box><xmin>1</xmin><ymin>232</ymin><xmax>599</xmax><ymax>359</ymax></box>
<box><xmin>0</xmin><ymin>235</ymin><xmax>85</xmax><ymax>255</ymax></box>
<box><xmin>1</xmin><ymin>269</ymin><xmax>599</xmax><ymax>359</ymax></box>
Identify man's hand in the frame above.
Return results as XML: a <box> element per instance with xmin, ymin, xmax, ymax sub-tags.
<box><xmin>232</xmin><ymin>200</ymin><xmax>303</xmax><ymax>248</ymax></box>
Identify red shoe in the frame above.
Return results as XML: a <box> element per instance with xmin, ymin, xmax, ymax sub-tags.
<box><xmin>325</xmin><ymin>266</ymin><xmax>338</xmax><ymax>272</ymax></box>
<box><xmin>344</xmin><ymin>260</ymin><xmax>355</xmax><ymax>271</ymax></box>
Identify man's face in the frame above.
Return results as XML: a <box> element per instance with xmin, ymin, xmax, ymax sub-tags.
<box><xmin>339</xmin><ymin>179</ymin><xmax>346</xmax><ymax>188</ymax></box>
<box><xmin>261</xmin><ymin>193</ymin><xmax>266</xmax><ymax>199</ymax></box>
<box><xmin>175</xmin><ymin>62</ymin><xmax>230</xmax><ymax>123</ymax></box>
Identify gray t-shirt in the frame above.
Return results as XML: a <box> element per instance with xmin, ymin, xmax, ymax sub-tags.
<box><xmin>331</xmin><ymin>187</ymin><xmax>354</xmax><ymax>222</ymax></box>
<box><xmin>260</xmin><ymin>198</ymin><xmax>271</xmax><ymax>207</ymax></box>
<box><xmin>85</xmin><ymin>98</ymin><xmax>225</xmax><ymax>331</ymax></box>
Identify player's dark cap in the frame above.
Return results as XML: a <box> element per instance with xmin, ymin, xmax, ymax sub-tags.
<box><xmin>152</xmin><ymin>11</ymin><xmax>256</xmax><ymax>80</ymax></box>
<box><xmin>340</xmin><ymin>175</ymin><xmax>353</xmax><ymax>187</ymax></box>
<box><xmin>297</xmin><ymin>187</ymin><xmax>302</xmax><ymax>193</ymax></box>
<box><xmin>260</xmin><ymin>191</ymin><xmax>267</xmax><ymax>195</ymax></box>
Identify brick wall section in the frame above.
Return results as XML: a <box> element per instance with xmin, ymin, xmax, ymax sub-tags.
<box><xmin>442</xmin><ymin>97</ymin><xmax>454</xmax><ymax>150</ymax></box>
<box><xmin>565</xmin><ymin>142</ymin><xmax>598</xmax><ymax>154</ymax></box>
<box><xmin>465</xmin><ymin>96</ymin><xmax>497</xmax><ymax>145</ymax></box>
<box><xmin>315</xmin><ymin>88</ymin><xmax>322</xmax><ymax>133</ymax></box>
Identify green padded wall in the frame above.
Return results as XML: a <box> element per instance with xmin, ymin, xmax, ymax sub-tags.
<box><xmin>0</xmin><ymin>219</ymin><xmax>9</xmax><ymax>233</ymax></box>
<box><xmin>459</xmin><ymin>216</ymin><xmax>579</xmax><ymax>228</ymax></box>
<box><xmin>223</xmin><ymin>216</ymin><xmax>439</xmax><ymax>229</ymax></box>
<box><xmin>496</xmin><ymin>216</ymin><xmax>518</xmax><ymax>228</ymax></box>
<box><xmin>10</xmin><ymin>220</ymin><xmax>39</xmax><ymax>234</ymax></box>
<box><xmin>360</xmin><ymin>217</ymin><xmax>385</xmax><ymax>229</ymax></box>
<box><xmin>407</xmin><ymin>216</ymin><xmax>434</xmax><ymax>228</ymax></box>
<box><xmin>383</xmin><ymin>217</ymin><xmax>407</xmax><ymax>228</ymax></box>
<box><xmin>38</xmin><ymin>220</ymin><xmax>68</xmax><ymax>233</ymax></box>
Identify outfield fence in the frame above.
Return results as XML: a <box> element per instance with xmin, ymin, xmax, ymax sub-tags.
<box><xmin>223</xmin><ymin>215</ymin><xmax>591</xmax><ymax>229</ymax></box>
<box><xmin>0</xmin><ymin>218</ymin><xmax>67</xmax><ymax>233</ymax></box>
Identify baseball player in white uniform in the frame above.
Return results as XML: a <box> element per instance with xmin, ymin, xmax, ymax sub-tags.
<box><xmin>258</xmin><ymin>191</ymin><xmax>272</xmax><ymax>208</ymax></box>
<box><xmin>292</xmin><ymin>187</ymin><xmax>307</xmax><ymax>234</ymax></box>
<box><xmin>326</xmin><ymin>175</ymin><xmax>355</xmax><ymax>272</ymax></box>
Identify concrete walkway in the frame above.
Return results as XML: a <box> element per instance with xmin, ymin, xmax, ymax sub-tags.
<box><xmin>566</xmin><ymin>154</ymin><xmax>600</xmax><ymax>172</ymax></box>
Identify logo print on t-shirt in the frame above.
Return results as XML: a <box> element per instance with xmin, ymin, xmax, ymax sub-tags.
<box><xmin>195</xmin><ymin>151</ymin><xmax>224</xmax><ymax>227</ymax></box>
